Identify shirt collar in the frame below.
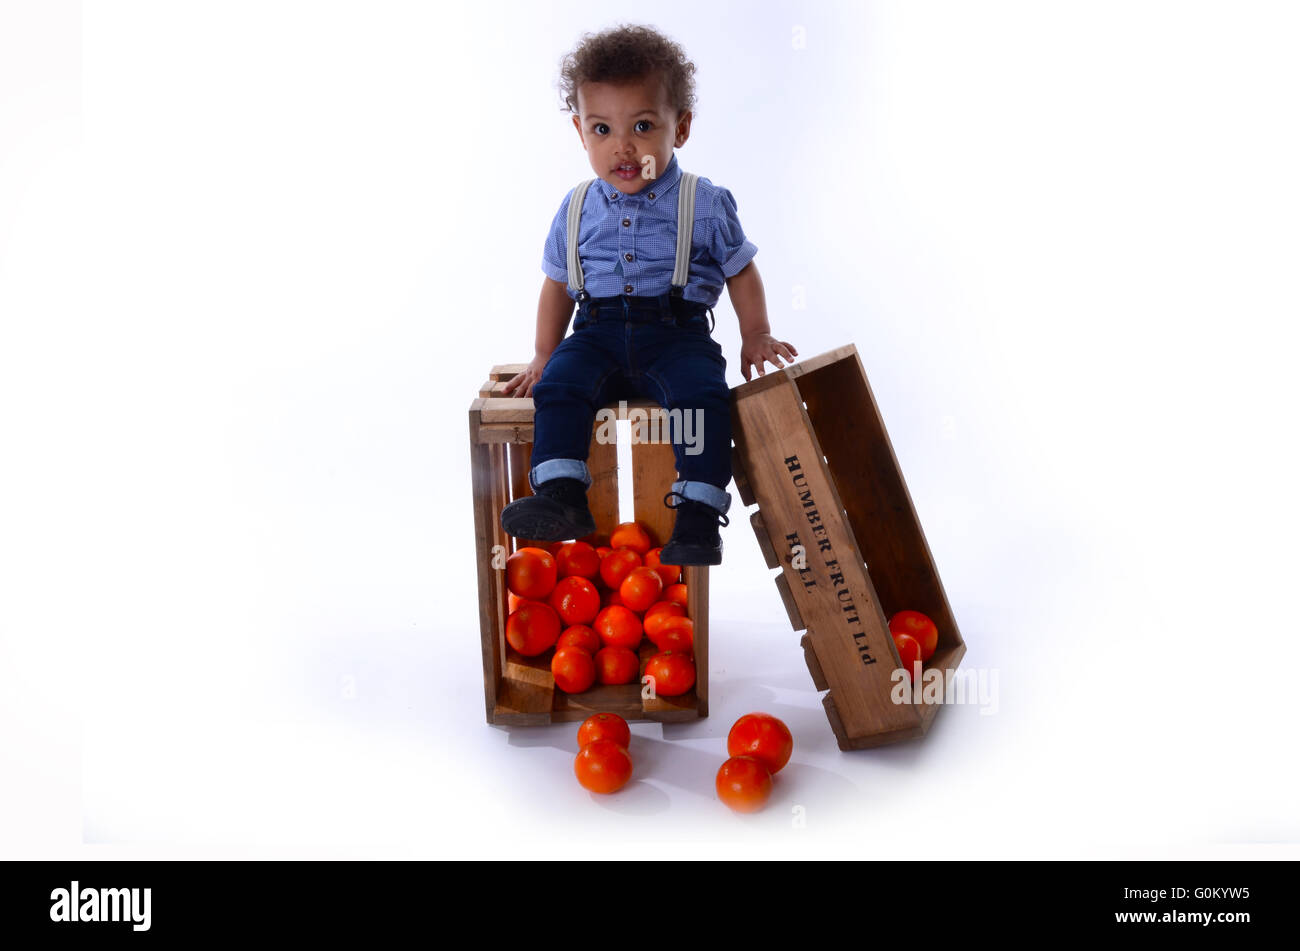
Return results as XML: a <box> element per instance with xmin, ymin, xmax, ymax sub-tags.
<box><xmin>602</xmin><ymin>153</ymin><xmax>681</xmax><ymax>204</ymax></box>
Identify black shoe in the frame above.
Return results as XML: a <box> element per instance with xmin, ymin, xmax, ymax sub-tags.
<box><xmin>659</xmin><ymin>490</ymin><xmax>730</xmax><ymax>566</ymax></box>
<box><xmin>500</xmin><ymin>477</ymin><xmax>596</xmax><ymax>542</ymax></box>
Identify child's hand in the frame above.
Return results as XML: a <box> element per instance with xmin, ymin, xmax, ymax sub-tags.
<box><xmin>740</xmin><ymin>333</ymin><xmax>798</xmax><ymax>381</ymax></box>
<box><xmin>500</xmin><ymin>353</ymin><xmax>549</xmax><ymax>398</ymax></box>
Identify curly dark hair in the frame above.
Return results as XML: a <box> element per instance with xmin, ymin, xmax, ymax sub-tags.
<box><xmin>558</xmin><ymin>24</ymin><xmax>697</xmax><ymax>118</ymax></box>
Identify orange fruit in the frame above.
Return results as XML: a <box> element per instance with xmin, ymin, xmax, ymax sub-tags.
<box><xmin>594</xmin><ymin>605</ymin><xmax>643</xmax><ymax>650</ymax></box>
<box><xmin>610</xmin><ymin>521</ymin><xmax>654</xmax><ymax>556</ymax></box>
<box><xmin>643</xmin><ymin>650</ymin><xmax>695</xmax><ymax>697</ymax></box>
<box><xmin>643</xmin><ymin>601</ymin><xmax>686</xmax><ymax>639</ymax></box>
<box><xmin>506</xmin><ymin>547</ymin><xmax>557</xmax><ymax>600</ymax></box>
<box><xmin>726</xmin><ymin>713</ymin><xmax>794</xmax><ymax>775</ymax></box>
<box><xmin>548</xmin><ymin>576</ymin><xmax>600</xmax><ymax>626</ymax></box>
<box><xmin>888</xmin><ymin>609</ymin><xmax>939</xmax><ymax>661</ymax></box>
<box><xmin>892</xmin><ymin>632</ymin><xmax>923</xmax><ymax>674</ymax></box>
<box><xmin>557</xmin><ymin>624</ymin><xmax>601</xmax><ymax>654</ymax></box>
<box><xmin>551</xmin><ymin>647</ymin><xmax>596</xmax><ymax>694</ymax></box>
<box><xmin>647</xmin><ymin>615</ymin><xmax>693</xmax><ymax>653</ymax></box>
<box><xmin>574</xmin><ymin>739</ymin><xmax>633</xmax><ymax>794</ymax></box>
<box><xmin>644</xmin><ymin>547</ymin><xmax>680</xmax><ymax>587</ymax></box>
<box><xmin>505</xmin><ymin>600</ymin><xmax>561</xmax><ymax>656</ymax></box>
<box><xmin>619</xmin><ymin>566</ymin><xmax>663</xmax><ymax>613</ymax></box>
<box><xmin>715</xmin><ymin>756</ymin><xmax>772</xmax><ymax>813</ymax></box>
<box><xmin>599</xmin><ymin>547</ymin><xmax>642</xmax><ymax>591</ymax></box>
<box><xmin>594</xmin><ymin>646</ymin><xmax>640</xmax><ymax>685</ymax></box>
<box><xmin>555</xmin><ymin>541</ymin><xmax>601</xmax><ymax>580</ymax></box>
<box><xmin>577</xmin><ymin>713</ymin><xmax>631</xmax><ymax>749</ymax></box>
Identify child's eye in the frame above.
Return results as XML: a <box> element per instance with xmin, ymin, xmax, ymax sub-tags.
<box><xmin>635</xmin><ymin>120</ymin><xmax>653</xmax><ymax>133</ymax></box>
<box><xmin>593</xmin><ymin>123</ymin><xmax>609</xmax><ymax>135</ymax></box>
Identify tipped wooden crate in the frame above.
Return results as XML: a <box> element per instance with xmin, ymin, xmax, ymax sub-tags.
<box><xmin>470</xmin><ymin>364</ymin><xmax>709</xmax><ymax>725</ymax></box>
<box><xmin>730</xmin><ymin>344</ymin><xmax>966</xmax><ymax>749</ymax></box>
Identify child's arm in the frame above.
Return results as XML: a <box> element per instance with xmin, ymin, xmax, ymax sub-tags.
<box><xmin>728</xmin><ymin>262</ymin><xmax>798</xmax><ymax>381</ymax></box>
<box><xmin>501</xmin><ymin>277</ymin><xmax>575</xmax><ymax>398</ymax></box>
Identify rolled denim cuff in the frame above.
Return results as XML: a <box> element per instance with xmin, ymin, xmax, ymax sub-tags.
<box><xmin>670</xmin><ymin>479</ymin><xmax>731</xmax><ymax>515</ymax></box>
<box><xmin>530</xmin><ymin>458</ymin><xmax>592</xmax><ymax>490</ymax></box>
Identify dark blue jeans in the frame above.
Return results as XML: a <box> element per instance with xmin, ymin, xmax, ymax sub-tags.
<box><xmin>529</xmin><ymin>293</ymin><xmax>732</xmax><ymax>515</ymax></box>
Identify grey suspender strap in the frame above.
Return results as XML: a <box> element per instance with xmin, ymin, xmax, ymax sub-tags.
<box><xmin>670</xmin><ymin>172</ymin><xmax>699</xmax><ymax>297</ymax></box>
<box><xmin>566</xmin><ymin>179</ymin><xmax>597</xmax><ymax>300</ymax></box>
<box><xmin>565</xmin><ymin>171</ymin><xmax>699</xmax><ymax>300</ymax></box>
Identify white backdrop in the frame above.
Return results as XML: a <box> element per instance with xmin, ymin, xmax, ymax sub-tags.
<box><xmin>2</xmin><ymin>0</ymin><xmax>1298</xmax><ymax>858</ymax></box>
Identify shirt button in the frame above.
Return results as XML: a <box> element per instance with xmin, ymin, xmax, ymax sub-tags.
<box><xmin>622</xmin><ymin>218</ymin><xmax>631</xmax><ymax>227</ymax></box>
<box><xmin>624</xmin><ymin>284</ymin><xmax>634</xmax><ymax>294</ymax></box>
<box><xmin>648</xmin><ymin>192</ymin><xmax>656</xmax><ymax>199</ymax></box>
<box><xmin>624</xmin><ymin>253</ymin><xmax>633</xmax><ymax>262</ymax></box>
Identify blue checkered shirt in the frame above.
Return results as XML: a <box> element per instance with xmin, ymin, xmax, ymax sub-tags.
<box><xmin>540</xmin><ymin>153</ymin><xmax>758</xmax><ymax>307</ymax></box>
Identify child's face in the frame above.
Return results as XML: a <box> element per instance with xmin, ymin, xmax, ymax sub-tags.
<box><xmin>572</xmin><ymin>73</ymin><xmax>692</xmax><ymax>196</ymax></box>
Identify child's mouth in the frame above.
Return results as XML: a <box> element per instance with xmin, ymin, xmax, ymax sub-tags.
<box><xmin>614</xmin><ymin>163</ymin><xmax>640</xmax><ymax>181</ymax></box>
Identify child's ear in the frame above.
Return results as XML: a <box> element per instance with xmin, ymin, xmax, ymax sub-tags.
<box><xmin>674</xmin><ymin>110</ymin><xmax>693</xmax><ymax>148</ymax></box>
<box><xmin>572</xmin><ymin>114</ymin><xmax>587</xmax><ymax>150</ymax></box>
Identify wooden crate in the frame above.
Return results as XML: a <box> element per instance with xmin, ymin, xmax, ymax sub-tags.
<box><xmin>730</xmin><ymin>344</ymin><xmax>966</xmax><ymax>749</ymax></box>
<box><xmin>469</xmin><ymin>364</ymin><xmax>709</xmax><ymax>725</ymax></box>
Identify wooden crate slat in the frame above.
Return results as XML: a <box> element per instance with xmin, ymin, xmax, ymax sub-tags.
<box><xmin>730</xmin><ymin>445</ymin><xmax>756</xmax><ymax>506</ymax></box>
<box><xmin>772</xmin><ymin>573</ymin><xmax>805</xmax><ymax>631</ymax></box>
<box><xmin>684</xmin><ymin>564</ymin><xmax>708</xmax><ymax>717</ymax></box>
<box><xmin>585</xmin><ymin>426</ymin><xmax>619</xmax><ymax>542</ymax></box>
<box><xmin>822</xmin><ymin>694</ymin><xmax>851</xmax><ymax>750</ymax></box>
<box><xmin>489</xmin><ymin>363</ymin><xmax>529</xmax><ymax>381</ymax></box>
<box><xmin>482</xmin><ymin>380</ymin><xmax>521</xmax><ymax>398</ymax></box>
<box><xmin>749</xmin><ymin>510</ymin><xmax>780</xmax><ymax>569</ymax></box>
<box><xmin>503</xmin><ymin>651</ymin><xmax>555</xmax><ymax>687</ymax></box>
<box><xmin>469</xmin><ymin>433</ymin><xmax>503</xmax><ymax>721</ymax></box>
<box><xmin>641</xmin><ymin>690</ymin><xmax>702</xmax><ymax>722</ymax></box>
<box><xmin>506</xmin><ymin>441</ymin><xmax>547</xmax><ymax>550</ymax></box>
<box><xmin>480</xmin><ymin>399</ymin><xmax>535</xmax><ymax>425</ymax></box>
<box><xmin>475</xmin><ymin>424</ymin><xmax>535</xmax><ymax>444</ymax></box>
<box><xmin>498</xmin><ymin>649</ymin><xmax>557</xmax><ymax>722</ymax></box>
<box><xmin>732</xmin><ymin>370</ymin><xmax>920</xmax><ymax>739</ymax></box>
<box><xmin>490</xmin><ymin>443</ymin><xmax>513</xmax><ymax>654</ymax></box>
<box><xmin>820</xmin><ymin>694</ymin><xmax>922</xmax><ymax>749</ymax></box>
<box><xmin>779</xmin><ymin>343</ymin><xmax>860</xmax><ymax>382</ymax></box>
<box><xmin>828</xmin><ymin>700</ymin><xmax>926</xmax><ymax>749</ymax></box>
<box><xmin>631</xmin><ymin>436</ymin><xmax>677</xmax><ymax>550</ymax></box>
<box><xmin>800</xmin><ymin>632</ymin><xmax>829</xmax><ymax>691</ymax></box>
<box><xmin>551</xmin><ymin>683</ymin><xmax>644</xmax><ymax>720</ymax></box>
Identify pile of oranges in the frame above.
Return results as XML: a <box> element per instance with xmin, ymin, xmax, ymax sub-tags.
<box><xmin>504</xmin><ymin>520</ymin><xmax>696</xmax><ymax>698</ymax></box>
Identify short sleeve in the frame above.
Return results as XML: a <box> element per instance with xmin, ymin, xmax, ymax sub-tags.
<box><xmin>707</xmin><ymin>186</ymin><xmax>758</xmax><ymax>278</ymax></box>
<box><xmin>541</xmin><ymin>189</ymin><xmax>572</xmax><ymax>284</ymax></box>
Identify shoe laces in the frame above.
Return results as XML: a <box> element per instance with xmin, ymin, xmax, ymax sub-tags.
<box><xmin>662</xmin><ymin>490</ymin><xmax>730</xmax><ymax>527</ymax></box>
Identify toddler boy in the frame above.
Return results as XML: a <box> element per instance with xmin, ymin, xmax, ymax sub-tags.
<box><xmin>500</xmin><ymin>24</ymin><xmax>796</xmax><ymax>565</ymax></box>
